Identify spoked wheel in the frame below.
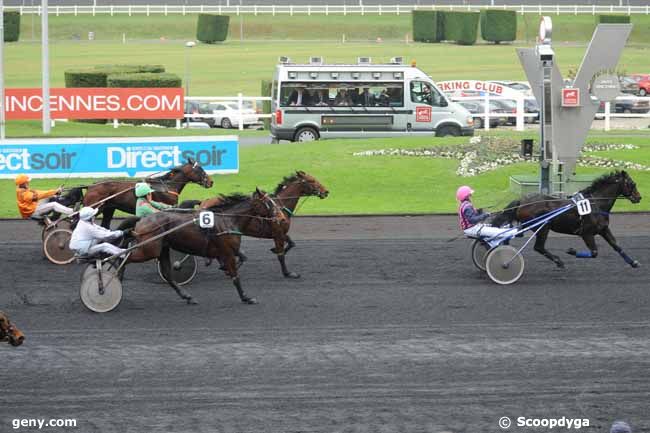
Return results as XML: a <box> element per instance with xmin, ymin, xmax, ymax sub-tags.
<box><xmin>471</xmin><ymin>239</ymin><xmax>490</xmax><ymax>272</ymax></box>
<box><xmin>41</xmin><ymin>220</ymin><xmax>72</xmax><ymax>241</ymax></box>
<box><xmin>485</xmin><ymin>245</ymin><xmax>525</xmax><ymax>285</ymax></box>
<box><xmin>80</xmin><ymin>263</ymin><xmax>123</xmax><ymax>313</ymax></box>
<box><xmin>157</xmin><ymin>250</ymin><xmax>198</xmax><ymax>286</ymax></box>
<box><xmin>43</xmin><ymin>228</ymin><xmax>75</xmax><ymax>265</ymax></box>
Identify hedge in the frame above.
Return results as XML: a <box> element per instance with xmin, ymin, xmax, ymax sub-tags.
<box><xmin>107</xmin><ymin>73</ymin><xmax>182</xmax><ymax>127</ymax></box>
<box><xmin>480</xmin><ymin>10</ymin><xmax>516</xmax><ymax>44</ymax></box>
<box><xmin>65</xmin><ymin>65</ymin><xmax>166</xmax><ymax>88</ymax></box>
<box><xmin>597</xmin><ymin>15</ymin><xmax>631</xmax><ymax>24</ymax></box>
<box><xmin>443</xmin><ymin>11</ymin><xmax>480</xmax><ymax>45</ymax></box>
<box><xmin>261</xmin><ymin>80</ymin><xmax>272</xmax><ymax>130</ymax></box>
<box><xmin>196</xmin><ymin>14</ymin><xmax>230</xmax><ymax>43</ymax></box>
<box><xmin>412</xmin><ymin>11</ymin><xmax>444</xmax><ymax>43</ymax></box>
<box><xmin>4</xmin><ymin>11</ymin><xmax>20</xmax><ymax>42</ymax></box>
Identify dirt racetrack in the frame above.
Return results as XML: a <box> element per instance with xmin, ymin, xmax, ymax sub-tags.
<box><xmin>1</xmin><ymin>215</ymin><xmax>649</xmax><ymax>433</ymax></box>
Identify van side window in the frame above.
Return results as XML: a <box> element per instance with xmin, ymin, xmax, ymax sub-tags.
<box><xmin>410</xmin><ymin>81</ymin><xmax>445</xmax><ymax>107</ymax></box>
<box><xmin>280</xmin><ymin>82</ymin><xmax>403</xmax><ymax>107</ymax></box>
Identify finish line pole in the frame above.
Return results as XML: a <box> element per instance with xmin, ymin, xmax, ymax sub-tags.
<box><xmin>42</xmin><ymin>0</ymin><xmax>51</xmax><ymax>134</ymax></box>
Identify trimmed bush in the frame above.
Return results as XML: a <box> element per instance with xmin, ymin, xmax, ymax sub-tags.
<box><xmin>597</xmin><ymin>15</ymin><xmax>631</xmax><ymax>24</ymax></box>
<box><xmin>412</xmin><ymin>11</ymin><xmax>445</xmax><ymax>43</ymax></box>
<box><xmin>261</xmin><ymin>80</ymin><xmax>272</xmax><ymax>130</ymax></box>
<box><xmin>107</xmin><ymin>73</ymin><xmax>182</xmax><ymax>127</ymax></box>
<box><xmin>480</xmin><ymin>10</ymin><xmax>516</xmax><ymax>44</ymax></box>
<box><xmin>443</xmin><ymin>11</ymin><xmax>480</xmax><ymax>45</ymax></box>
<box><xmin>196</xmin><ymin>14</ymin><xmax>230</xmax><ymax>43</ymax></box>
<box><xmin>94</xmin><ymin>64</ymin><xmax>165</xmax><ymax>74</ymax></box>
<box><xmin>65</xmin><ymin>65</ymin><xmax>166</xmax><ymax>88</ymax></box>
<box><xmin>4</xmin><ymin>11</ymin><xmax>20</xmax><ymax>42</ymax></box>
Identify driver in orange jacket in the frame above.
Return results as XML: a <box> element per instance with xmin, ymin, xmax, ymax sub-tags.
<box><xmin>15</xmin><ymin>174</ymin><xmax>74</xmax><ymax>219</ymax></box>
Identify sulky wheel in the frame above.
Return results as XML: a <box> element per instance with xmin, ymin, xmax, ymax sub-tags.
<box><xmin>156</xmin><ymin>250</ymin><xmax>198</xmax><ymax>286</ymax></box>
<box><xmin>471</xmin><ymin>239</ymin><xmax>490</xmax><ymax>272</ymax></box>
<box><xmin>41</xmin><ymin>220</ymin><xmax>72</xmax><ymax>241</ymax></box>
<box><xmin>43</xmin><ymin>228</ymin><xmax>75</xmax><ymax>265</ymax></box>
<box><xmin>485</xmin><ymin>245</ymin><xmax>525</xmax><ymax>285</ymax></box>
<box><xmin>80</xmin><ymin>264</ymin><xmax>123</xmax><ymax>313</ymax></box>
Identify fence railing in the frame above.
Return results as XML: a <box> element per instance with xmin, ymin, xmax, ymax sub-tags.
<box><xmin>7</xmin><ymin>4</ymin><xmax>650</xmax><ymax>16</ymax></box>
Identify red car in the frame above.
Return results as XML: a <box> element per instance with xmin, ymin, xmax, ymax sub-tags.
<box><xmin>630</xmin><ymin>74</ymin><xmax>650</xmax><ymax>96</ymax></box>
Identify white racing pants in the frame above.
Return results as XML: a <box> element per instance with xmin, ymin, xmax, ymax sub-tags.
<box><xmin>33</xmin><ymin>201</ymin><xmax>74</xmax><ymax>217</ymax></box>
<box><xmin>464</xmin><ymin>224</ymin><xmax>512</xmax><ymax>243</ymax></box>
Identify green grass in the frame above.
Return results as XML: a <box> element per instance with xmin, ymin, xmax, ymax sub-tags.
<box><xmin>4</xmin><ymin>41</ymin><xmax>650</xmax><ymax>96</ymax></box>
<box><xmin>3</xmin><ymin>134</ymin><xmax>648</xmax><ymax>218</ymax></box>
<box><xmin>13</xmin><ymin>13</ymin><xmax>650</xmax><ymax>44</ymax></box>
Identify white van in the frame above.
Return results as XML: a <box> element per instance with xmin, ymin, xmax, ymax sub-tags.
<box><xmin>270</xmin><ymin>57</ymin><xmax>474</xmax><ymax>142</ymax></box>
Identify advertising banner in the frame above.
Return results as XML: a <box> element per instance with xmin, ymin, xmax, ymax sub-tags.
<box><xmin>0</xmin><ymin>136</ymin><xmax>239</xmax><ymax>178</ymax></box>
<box><xmin>4</xmin><ymin>88</ymin><xmax>183</xmax><ymax>120</ymax></box>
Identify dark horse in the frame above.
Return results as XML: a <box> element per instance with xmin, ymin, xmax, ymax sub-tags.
<box><xmin>0</xmin><ymin>311</ymin><xmax>24</xmax><ymax>347</ymax></box>
<box><xmin>491</xmin><ymin>170</ymin><xmax>642</xmax><ymax>269</ymax></box>
<box><xmin>126</xmin><ymin>189</ymin><xmax>283</xmax><ymax>305</ymax></box>
<box><xmin>64</xmin><ymin>158</ymin><xmax>213</xmax><ymax>228</ymax></box>
<box><xmin>180</xmin><ymin>171</ymin><xmax>330</xmax><ymax>278</ymax></box>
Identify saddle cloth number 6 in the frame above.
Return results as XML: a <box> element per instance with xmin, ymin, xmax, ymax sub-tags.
<box><xmin>199</xmin><ymin>211</ymin><xmax>215</xmax><ymax>228</ymax></box>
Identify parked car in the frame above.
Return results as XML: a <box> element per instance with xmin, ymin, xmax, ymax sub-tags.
<box><xmin>458</xmin><ymin>101</ymin><xmax>500</xmax><ymax>129</ymax></box>
<box><xmin>524</xmin><ymin>98</ymin><xmax>540</xmax><ymax>123</ymax></box>
<box><xmin>490</xmin><ymin>81</ymin><xmax>533</xmax><ymax>97</ymax></box>
<box><xmin>598</xmin><ymin>97</ymin><xmax>650</xmax><ymax>114</ymax></box>
<box><xmin>184</xmin><ymin>101</ymin><xmax>216</xmax><ymax>127</ymax></box>
<box><xmin>490</xmin><ymin>99</ymin><xmax>517</xmax><ymax>125</ymax></box>
<box><xmin>629</xmin><ymin>74</ymin><xmax>650</xmax><ymax>96</ymax></box>
<box><xmin>619</xmin><ymin>76</ymin><xmax>640</xmax><ymax>95</ymax></box>
<box><xmin>209</xmin><ymin>102</ymin><xmax>260</xmax><ymax>129</ymax></box>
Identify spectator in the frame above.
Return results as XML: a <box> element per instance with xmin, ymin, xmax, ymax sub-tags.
<box><xmin>334</xmin><ymin>89</ymin><xmax>353</xmax><ymax>106</ymax></box>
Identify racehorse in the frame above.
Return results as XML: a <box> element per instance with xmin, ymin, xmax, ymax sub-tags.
<box><xmin>180</xmin><ymin>171</ymin><xmax>330</xmax><ymax>278</ymax></box>
<box><xmin>0</xmin><ymin>311</ymin><xmax>24</xmax><ymax>347</ymax></box>
<box><xmin>126</xmin><ymin>188</ymin><xmax>283</xmax><ymax>305</ymax></box>
<box><xmin>64</xmin><ymin>158</ymin><xmax>213</xmax><ymax>228</ymax></box>
<box><xmin>490</xmin><ymin>170</ymin><xmax>642</xmax><ymax>269</ymax></box>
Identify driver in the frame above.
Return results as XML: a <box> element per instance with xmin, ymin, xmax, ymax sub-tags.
<box><xmin>457</xmin><ymin>185</ymin><xmax>509</xmax><ymax>240</ymax></box>
<box><xmin>69</xmin><ymin>207</ymin><xmax>127</xmax><ymax>257</ymax></box>
<box><xmin>15</xmin><ymin>174</ymin><xmax>74</xmax><ymax>219</ymax></box>
<box><xmin>135</xmin><ymin>183</ymin><xmax>172</xmax><ymax>217</ymax></box>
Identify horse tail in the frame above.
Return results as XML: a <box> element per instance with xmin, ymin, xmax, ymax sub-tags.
<box><xmin>178</xmin><ymin>200</ymin><xmax>202</xmax><ymax>209</ymax></box>
<box><xmin>490</xmin><ymin>199</ymin><xmax>520</xmax><ymax>227</ymax></box>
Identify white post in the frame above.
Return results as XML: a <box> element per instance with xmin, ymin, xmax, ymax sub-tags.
<box><xmin>175</xmin><ymin>119</ymin><xmax>180</xmax><ymax>130</ymax></box>
<box><xmin>484</xmin><ymin>93</ymin><xmax>490</xmax><ymax>131</ymax></box>
<box><xmin>113</xmin><ymin>118</ymin><xmax>118</xmax><ymax>128</ymax></box>
<box><xmin>604</xmin><ymin>102</ymin><xmax>611</xmax><ymax>131</ymax></box>
<box><xmin>0</xmin><ymin>0</ymin><xmax>4</xmax><ymax>140</ymax></box>
<box><xmin>516</xmin><ymin>96</ymin><xmax>524</xmax><ymax>131</ymax></box>
<box><xmin>42</xmin><ymin>0</ymin><xmax>51</xmax><ymax>134</ymax></box>
<box><xmin>238</xmin><ymin>92</ymin><xmax>243</xmax><ymax>131</ymax></box>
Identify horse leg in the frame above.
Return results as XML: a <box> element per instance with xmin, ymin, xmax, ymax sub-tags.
<box><xmin>273</xmin><ymin>237</ymin><xmax>299</xmax><ymax>279</ymax></box>
<box><xmin>101</xmin><ymin>207</ymin><xmax>116</xmax><ymax>229</ymax></box>
<box><xmin>222</xmin><ymin>254</ymin><xmax>257</xmax><ymax>304</ymax></box>
<box><xmin>159</xmin><ymin>246</ymin><xmax>197</xmax><ymax>304</ymax></box>
<box><xmin>566</xmin><ymin>234</ymin><xmax>599</xmax><ymax>258</ymax></box>
<box><xmin>533</xmin><ymin>226</ymin><xmax>565</xmax><ymax>268</ymax></box>
<box><xmin>284</xmin><ymin>236</ymin><xmax>296</xmax><ymax>254</ymax></box>
<box><xmin>600</xmin><ymin>227</ymin><xmax>640</xmax><ymax>268</ymax></box>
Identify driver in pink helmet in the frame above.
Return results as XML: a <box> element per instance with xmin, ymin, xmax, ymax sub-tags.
<box><xmin>457</xmin><ymin>185</ymin><xmax>508</xmax><ymax>239</ymax></box>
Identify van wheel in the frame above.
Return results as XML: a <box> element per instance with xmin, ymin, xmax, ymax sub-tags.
<box><xmin>640</xmin><ymin>89</ymin><xmax>647</xmax><ymax>97</ymax></box>
<box><xmin>221</xmin><ymin>118</ymin><xmax>233</xmax><ymax>129</ymax></box>
<box><xmin>294</xmin><ymin>127</ymin><xmax>319</xmax><ymax>142</ymax></box>
<box><xmin>474</xmin><ymin>118</ymin><xmax>483</xmax><ymax>129</ymax></box>
<box><xmin>436</xmin><ymin>125</ymin><xmax>461</xmax><ymax>137</ymax></box>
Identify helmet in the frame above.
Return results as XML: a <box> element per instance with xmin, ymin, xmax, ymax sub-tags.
<box><xmin>79</xmin><ymin>207</ymin><xmax>98</xmax><ymax>221</ymax></box>
<box><xmin>15</xmin><ymin>174</ymin><xmax>30</xmax><ymax>186</ymax></box>
<box><xmin>135</xmin><ymin>182</ymin><xmax>155</xmax><ymax>198</ymax></box>
<box><xmin>610</xmin><ymin>421</ymin><xmax>632</xmax><ymax>433</ymax></box>
<box><xmin>456</xmin><ymin>185</ymin><xmax>474</xmax><ymax>201</ymax></box>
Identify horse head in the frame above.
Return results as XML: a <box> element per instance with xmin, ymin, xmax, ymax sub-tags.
<box><xmin>0</xmin><ymin>311</ymin><xmax>24</xmax><ymax>347</ymax></box>
<box><xmin>182</xmin><ymin>158</ymin><xmax>213</xmax><ymax>189</ymax></box>
<box><xmin>618</xmin><ymin>171</ymin><xmax>642</xmax><ymax>204</ymax></box>
<box><xmin>276</xmin><ymin>171</ymin><xmax>329</xmax><ymax>199</ymax></box>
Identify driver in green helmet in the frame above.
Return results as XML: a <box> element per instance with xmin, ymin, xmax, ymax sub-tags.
<box><xmin>135</xmin><ymin>182</ymin><xmax>172</xmax><ymax>218</ymax></box>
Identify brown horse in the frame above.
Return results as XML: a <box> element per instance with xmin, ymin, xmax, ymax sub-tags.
<box><xmin>181</xmin><ymin>171</ymin><xmax>330</xmax><ymax>278</ymax></box>
<box><xmin>65</xmin><ymin>158</ymin><xmax>213</xmax><ymax>229</ymax></box>
<box><xmin>0</xmin><ymin>311</ymin><xmax>25</xmax><ymax>347</ymax></box>
<box><xmin>491</xmin><ymin>171</ymin><xmax>642</xmax><ymax>268</ymax></box>
<box><xmin>126</xmin><ymin>189</ymin><xmax>283</xmax><ymax>305</ymax></box>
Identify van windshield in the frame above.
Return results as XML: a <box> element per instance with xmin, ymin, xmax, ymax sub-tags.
<box><xmin>280</xmin><ymin>82</ymin><xmax>404</xmax><ymax>108</ymax></box>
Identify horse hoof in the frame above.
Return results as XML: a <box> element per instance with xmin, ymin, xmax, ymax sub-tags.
<box><xmin>284</xmin><ymin>272</ymin><xmax>301</xmax><ymax>279</ymax></box>
<box><xmin>631</xmin><ymin>261</ymin><xmax>640</xmax><ymax>268</ymax></box>
<box><xmin>566</xmin><ymin>248</ymin><xmax>577</xmax><ymax>256</ymax></box>
<box><xmin>242</xmin><ymin>297</ymin><xmax>258</xmax><ymax>305</ymax></box>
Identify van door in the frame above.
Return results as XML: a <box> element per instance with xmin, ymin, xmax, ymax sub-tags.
<box><xmin>407</xmin><ymin>81</ymin><xmax>452</xmax><ymax>131</ymax></box>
